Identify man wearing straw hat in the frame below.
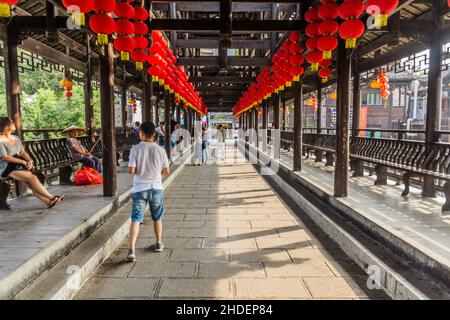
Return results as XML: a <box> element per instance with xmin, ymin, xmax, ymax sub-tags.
<box><xmin>62</xmin><ymin>126</ymin><xmax>102</xmax><ymax>173</ymax></box>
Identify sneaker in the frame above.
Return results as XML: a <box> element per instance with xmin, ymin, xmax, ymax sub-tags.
<box><xmin>154</xmin><ymin>243</ymin><xmax>164</xmax><ymax>252</ymax></box>
<box><xmin>125</xmin><ymin>250</ymin><xmax>136</xmax><ymax>262</ymax></box>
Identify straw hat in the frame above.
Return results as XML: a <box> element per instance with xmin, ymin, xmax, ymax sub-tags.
<box><xmin>61</xmin><ymin>126</ymin><xmax>86</xmax><ymax>136</ymax></box>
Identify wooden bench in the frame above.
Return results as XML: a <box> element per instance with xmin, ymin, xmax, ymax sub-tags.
<box><xmin>277</xmin><ymin>131</ymin><xmax>450</xmax><ymax>213</ymax></box>
<box><xmin>0</xmin><ymin>133</ymin><xmax>137</xmax><ymax>209</ymax></box>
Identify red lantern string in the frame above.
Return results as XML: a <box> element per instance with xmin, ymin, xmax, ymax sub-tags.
<box><xmin>304</xmin><ymin>6</ymin><xmax>323</xmax><ymax>72</ymax></box>
<box><xmin>366</xmin><ymin>0</ymin><xmax>399</xmax><ymax>27</ymax></box>
<box><xmin>338</xmin><ymin>0</ymin><xmax>365</xmax><ymax>49</ymax></box>
<box><xmin>61</xmin><ymin>0</ymin><xmax>93</xmax><ymax>26</ymax></box>
<box><xmin>89</xmin><ymin>0</ymin><xmax>117</xmax><ymax>45</ymax></box>
<box><xmin>114</xmin><ymin>1</ymin><xmax>135</xmax><ymax>61</ymax></box>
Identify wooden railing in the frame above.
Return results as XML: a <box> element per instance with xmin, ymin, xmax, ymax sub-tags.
<box><xmin>271</xmin><ymin>130</ymin><xmax>450</xmax><ymax>212</ymax></box>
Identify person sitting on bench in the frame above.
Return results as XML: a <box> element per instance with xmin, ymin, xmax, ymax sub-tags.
<box><xmin>0</xmin><ymin>117</ymin><xmax>64</xmax><ymax>209</ymax></box>
<box><xmin>63</xmin><ymin>126</ymin><xmax>103</xmax><ymax>173</ymax></box>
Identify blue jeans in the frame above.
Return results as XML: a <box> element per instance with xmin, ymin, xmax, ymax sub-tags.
<box><xmin>80</xmin><ymin>156</ymin><xmax>102</xmax><ymax>173</ymax></box>
<box><xmin>131</xmin><ymin>189</ymin><xmax>164</xmax><ymax>222</ymax></box>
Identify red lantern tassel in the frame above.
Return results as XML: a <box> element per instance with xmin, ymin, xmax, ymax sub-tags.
<box><xmin>136</xmin><ymin>62</ymin><xmax>143</xmax><ymax>71</ymax></box>
<box><xmin>346</xmin><ymin>38</ymin><xmax>357</xmax><ymax>49</ymax></box>
<box><xmin>321</xmin><ymin>77</ymin><xmax>328</xmax><ymax>84</ymax></box>
<box><xmin>121</xmin><ymin>51</ymin><xmax>130</xmax><ymax>61</ymax></box>
<box><xmin>323</xmin><ymin>50</ymin><xmax>332</xmax><ymax>60</ymax></box>
<box><xmin>97</xmin><ymin>33</ymin><xmax>109</xmax><ymax>45</ymax></box>
<box><xmin>310</xmin><ymin>63</ymin><xmax>319</xmax><ymax>72</ymax></box>
<box><xmin>0</xmin><ymin>3</ymin><xmax>11</xmax><ymax>17</ymax></box>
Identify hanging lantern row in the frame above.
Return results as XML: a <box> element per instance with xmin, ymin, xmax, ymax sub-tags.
<box><xmin>233</xmin><ymin>32</ymin><xmax>305</xmax><ymax>117</ymax></box>
<box><xmin>147</xmin><ymin>32</ymin><xmax>207</xmax><ymax>116</ymax></box>
<box><xmin>59</xmin><ymin>77</ymin><xmax>74</xmax><ymax>99</ymax></box>
<box><xmin>370</xmin><ymin>69</ymin><xmax>390</xmax><ymax>100</ymax></box>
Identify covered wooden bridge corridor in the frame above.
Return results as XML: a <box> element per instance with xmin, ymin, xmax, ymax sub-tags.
<box><xmin>0</xmin><ymin>0</ymin><xmax>449</xmax><ymax>300</ymax></box>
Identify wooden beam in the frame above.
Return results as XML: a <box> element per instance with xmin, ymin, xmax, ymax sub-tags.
<box><xmin>150</xmin><ymin>18</ymin><xmax>305</xmax><ymax>32</ymax></box>
<box><xmin>84</xmin><ymin>34</ymin><xmax>94</xmax><ymax>136</ymax></box>
<box><xmin>334</xmin><ymin>42</ymin><xmax>351</xmax><ymax>198</ymax></box>
<box><xmin>164</xmin><ymin>91</ymin><xmax>172</xmax><ymax>160</ymax></box>
<box><xmin>176</xmin><ymin>39</ymin><xmax>272</xmax><ymax>49</ymax></box>
<box><xmin>20</xmin><ymin>38</ymin><xmax>86</xmax><ymax>71</ymax></box>
<box><xmin>152</xmin><ymin>2</ymin><xmax>297</xmax><ymax>12</ymax></box>
<box><xmin>5</xmin><ymin>30</ymin><xmax>23</xmax><ymax>139</ymax></box>
<box><xmin>99</xmin><ymin>43</ymin><xmax>117</xmax><ymax>197</ymax></box>
<box><xmin>177</xmin><ymin>57</ymin><xmax>269</xmax><ymax>66</ymax></box>
<box><xmin>190</xmin><ymin>76</ymin><xmax>255</xmax><ymax>83</ymax></box>
<box><xmin>293</xmin><ymin>83</ymin><xmax>302</xmax><ymax>171</ymax></box>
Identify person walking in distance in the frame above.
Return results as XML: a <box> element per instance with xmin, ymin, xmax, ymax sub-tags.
<box><xmin>156</xmin><ymin>122</ymin><xmax>165</xmax><ymax>146</ymax></box>
<box><xmin>126</xmin><ymin>122</ymin><xmax>170</xmax><ymax>262</ymax></box>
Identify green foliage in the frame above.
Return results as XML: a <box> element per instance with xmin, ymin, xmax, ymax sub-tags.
<box><xmin>0</xmin><ymin>66</ymin><xmax>102</xmax><ymax>139</ymax></box>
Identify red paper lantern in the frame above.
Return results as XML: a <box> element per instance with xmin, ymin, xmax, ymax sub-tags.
<box><xmin>93</xmin><ymin>0</ymin><xmax>116</xmax><ymax>13</ymax></box>
<box><xmin>448</xmin><ymin>0</ymin><xmax>450</xmax><ymax>8</ymax></box>
<box><xmin>339</xmin><ymin>19</ymin><xmax>365</xmax><ymax>48</ymax></box>
<box><xmin>133</xmin><ymin>36</ymin><xmax>148</xmax><ymax>49</ymax></box>
<box><xmin>134</xmin><ymin>21</ymin><xmax>148</xmax><ymax>35</ymax></box>
<box><xmin>317</xmin><ymin>35</ymin><xmax>338</xmax><ymax>59</ymax></box>
<box><xmin>114</xmin><ymin>2</ymin><xmax>134</xmax><ymax>19</ymax></box>
<box><xmin>89</xmin><ymin>13</ymin><xmax>116</xmax><ymax>45</ymax></box>
<box><xmin>319</xmin><ymin>59</ymin><xmax>332</xmax><ymax>67</ymax></box>
<box><xmin>366</xmin><ymin>0</ymin><xmax>399</xmax><ymax>27</ymax></box>
<box><xmin>61</xmin><ymin>0</ymin><xmax>94</xmax><ymax>25</ymax></box>
<box><xmin>289</xmin><ymin>54</ymin><xmax>304</xmax><ymax>65</ymax></box>
<box><xmin>306</xmin><ymin>37</ymin><xmax>319</xmax><ymax>51</ymax></box>
<box><xmin>134</xmin><ymin>6</ymin><xmax>148</xmax><ymax>21</ymax></box>
<box><xmin>305</xmin><ymin>23</ymin><xmax>320</xmax><ymax>37</ymax></box>
<box><xmin>114</xmin><ymin>36</ymin><xmax>135</xmax><ymax>61</ymax></box>
<box><xmin>131</xmin><ymin>49</ymin><xmax>148</xmax><ymax>70</ymax></box>
<box><xmin>318</xmin><ymin>67</ymin><xmax>332</xmax><ymax>83</ymax></box>
<box><xmin>289</xmin><ymin>65</ymin><xmax>305</xmax><ymax>77</ymax></box>
<box><xmin>304</xmin><ymin>7</ymin><xmax>320</xmax><ymax>23</ymax></box>
<box><xmin>306</xmin><ymin>50</ymin><xmax>323</xmax><ymax>72</ymax></box>
<box><xmin>289</xmin><ymin>32</ymin><xmax>300</xmax><ymax>42</ymax></box>
<box><xmin>318</xmin><ymin>3</ymin><xmax>339</xmax><ymax>20</ymax></box>
<box><xmin>65</xmin><ymin>91</ymin><xmax>73</xmax><ymax>98</ymax></box>
<box><xmin>318</xmin><ymin>20</ymin><xmax>339</xmax><ymax>35</ymax></box>
<box><xmin>338</xmin><ymin>0</ymin><xmax>364</xmax><ymax>19</ymax></box>
<box><xmin>115</xmin><ymin>19</ymin><xmax>134</xmax><ymax>34</ymax></box>
<box><xmin>289</xmin><ymin>42</ymin><xmax>303</xmax><ymax>54</ymax></box>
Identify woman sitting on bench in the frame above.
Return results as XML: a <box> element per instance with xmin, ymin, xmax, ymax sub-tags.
<box><xmin>0</xmin><ymin>117</ymin><xmax>64</xmax><ymax>209</ymax></box>
<box><xmin>63</xmin><ymin>126</ymin><xmax>102</xmax><ymax>173</ymax></box>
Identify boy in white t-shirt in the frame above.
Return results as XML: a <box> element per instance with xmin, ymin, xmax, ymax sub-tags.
<box><xmin>126</xmin><ymin>122</ymin><xmax>170</xmax><ymax>262</ymax></box>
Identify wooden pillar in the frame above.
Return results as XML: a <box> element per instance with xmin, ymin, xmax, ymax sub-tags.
<box><xmin>293</xmin><ymin>83</ymin><xmax>303</xmax><ymax>171</ymax></box>
<box><xmin>99</xmin><ymin>43</ymin><xmax>117</xmax><ymax>197</ymax></box>
<box><xmin>423</xmin><ymin>3</ymin><xmax>444</xmax><ymax>197</ymax></box>
<box><xmin>143</xmin><ymin>74</ymin><xmax>153</xmax><ymax>122</ymax></box>
<box><xmin>164</xmin><ymin>90</ymin><xmax>171</xmax><ymax>160</ymax></box>
<box><xmin>254</xmin><ymin>107</ymin><xmax>259</xmax><ymax>146</ymax></box>
<box><xmin>262</xmin><ymin>100</ymin><xmax>268</xmax><ymax>152</ymax></box>
<box><xmin>334</xmin><ymin>43</ymin><xmax>351</xmax><ymax>197</ymax></box>
<box><xmin>352</xmin><ymin>58</ymin><xmax>361</xmax><ymax>135</ymax></box>
<box><xmin>282</xmin><ymin>93</ymin><xmax>286</xmax><ymax>131</ymax></box>
<box><xmin>273</xmin><ymin>93</ymin><xmax>280</xmax><ymax>159</ymax></box>
<box><xmin>5</xmin><ymin>30</ymin><xmax>22</xmax><ymax>139</ymax></box>
<box><xmin>121</xmin><ymin>66</ymin><xmax>128</xmax><ymax>132</ymax></box>
<box><xmin>84</xmin><ymin>34</ymin><xmax>95</xmax><ymax>136</ymax></box>
<box><xmin>316</xmin><ymin>80</ymin><xmax>322</xmax><ymax>133</ymax></box>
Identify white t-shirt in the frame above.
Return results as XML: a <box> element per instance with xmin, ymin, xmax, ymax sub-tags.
<box><xmin>156</xmin><ymin>126</ymin><xmax>165</xmax><ymax>137</ymax></box>
<box><xmin>128</xmin><ymin>141</ymin><xmax>170</xmax><ymax>193</ymax></box>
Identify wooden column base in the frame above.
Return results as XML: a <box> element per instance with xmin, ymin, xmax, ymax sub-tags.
<box><xmin>59</xmin><ymin>166</ymin><xmax>73</xmax><ymax>185</ymax></box>
<box><xmin>325</xmin><ymin>152</ymin><xmax>334</xmax><ymax>167</ymax></box>
<box><xmin>374</xmin><ymin>165</ymin><xmax>388</xmax><ymax>185</ymax></box>
<box><xmin>314</xmin><ymin>150</ymin><xmax>323</xmax><ymax>162</ymax></box>
<box><xmin>350</xmin><ymin>159</ymin><xmax>364</xmax><ymax>177</ymax></box>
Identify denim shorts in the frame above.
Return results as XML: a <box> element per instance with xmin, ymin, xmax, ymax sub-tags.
<box><xmin>131</xmin><ymin>189</ymin><xmax>164</xmax><ymax>222</ymax></box>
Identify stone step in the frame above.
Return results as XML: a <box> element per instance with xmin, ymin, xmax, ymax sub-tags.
<box><xmin>13</xmin><ymin>149</ymin><xmax>192</xmax><ymax>300</ymax></box>
<box><xmin>246</xmin><ymin>142</ymin><xmax>450</xmax><ymax>300</ymax></box>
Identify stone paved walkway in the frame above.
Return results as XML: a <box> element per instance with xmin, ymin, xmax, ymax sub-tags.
<box><xmin>75</xmin><ymin>147</ymin><xmax>388</xmax><ymax>300</ymax></box>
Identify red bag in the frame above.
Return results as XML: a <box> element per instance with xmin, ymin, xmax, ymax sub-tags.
<box><xmin>73</xmin><ymin>167</ymin><xmax>103</xmax><ymax>185</ymax></box>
